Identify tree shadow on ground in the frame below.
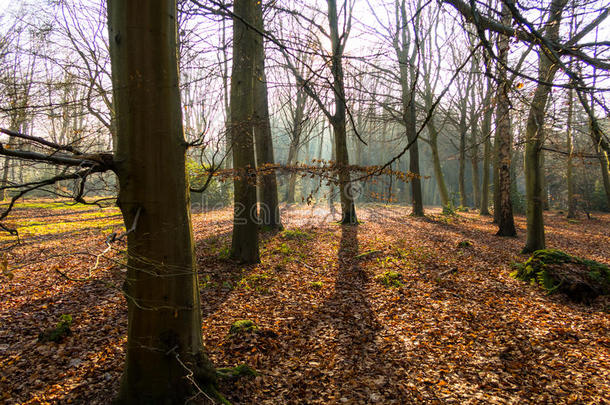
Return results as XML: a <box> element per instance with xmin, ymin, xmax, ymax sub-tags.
<box><xmin>282</xmin><ymin>225</ymin><xmax>417</xmax><ymax>403</ymax></box>
<box><xmin>196</xmin><ymin>228</ymin><xmax>279</xmax><ymax>319</ymax></box>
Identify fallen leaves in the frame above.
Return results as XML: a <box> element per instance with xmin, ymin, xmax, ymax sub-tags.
<box><xmin>0</xmin><ymin>203</ymin><xmax>609</xmax><ymax>403</ymax></box>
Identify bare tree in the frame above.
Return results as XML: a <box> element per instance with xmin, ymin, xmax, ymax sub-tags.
<box><xmin>494</xmin><ymin>4</ymin><xmax>517</xmax><ymax>236</ymax></box>
<box><xmin>253</xmin><ymin>0</ymin><xmax>282</xmax><ymax>229</ymax></box>
<box><xmin>107</xmin><ymin>1</ymin><xmax>216</xmax><ymax>401</ymax></box>
<box><xmin>230</xmin><ymin>0</ymin><xmax>260</xmax><ymax>263</ymax></box>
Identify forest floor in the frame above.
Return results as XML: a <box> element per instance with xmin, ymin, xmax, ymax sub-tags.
<box><xmin>0</xmin><ymin>201</ymin><xmax>609</xmax><ymax>404</ymax></box>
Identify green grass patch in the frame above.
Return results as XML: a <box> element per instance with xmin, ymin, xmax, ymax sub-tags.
<box><xmin>281</xmin><ymin>229</ymin><xmax>312</xmax><ymax>240</ymax></box>
<box><xmin>6</xmin><ymin>201</ymin><xmax>92</xmax><ymax>210</ymax></box>
<box><xmin>239</xmin><ymin>272</ymin><xmax>273</xmax><ymax>294</ymax></box>
<box><xmin>78</xmin><ymin>210</ymin><xmax>120</xmax><ymax>219</ymax></box>
<box><xmin>17</xmin><ymin>217</ymin><xmax>123</xmax><ymax>237</ymax></box>
<box><xmin>276</xmin><ymin>243</ymin><xmax>291</xmax><ymax>255</ymax></box>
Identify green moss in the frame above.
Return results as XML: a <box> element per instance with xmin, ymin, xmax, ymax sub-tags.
<box><xmin>309</xmin><ymin>281</ymin><xmax>323</xmax><ymax>289</ymax></box>
<box><xmin>512</xmin><ymin>249</ymin><xmax>610</xmax><ymax>301</ymax></box>
<box><xmin>585</xmin><ymin>259</ymin><xmax>610</xmax><ymax>285</ymax></box>
<box><xmin>229</xmin><ymin>319</ymin><xmax>257</xmax><ymax>335</ymax></box>
<box><xmin>38</xmin><ymin>314</ymin><xmax>72</xmax><ymax>343</ymax></box>
<box><xmin>218</xmin><ymin>246</ymin><xmax>230</xmax><ymax>260</ymax></box>
<box><xmin>375</xmin><ymin>271</ymin><xmax>403</xmax><ymax>288</ymax></box>
<box><xmin>442</xmin><ymin>202</ymin><xmax>456</xmax><ymax>216</ymax></box>
<box><xmin>239</xmin><ymin>272</ymin><xmax>272</xmax><ymax>293</ymax></box>
<box><xmin>276</xmin><ymin>243</ymin><xmax>291</xmax><ymax>255</ymax></box>
<box><xmin>457</xmin><ymin>240</ymin><xmax>473</xmax><ymax>248</ymax></box>
<box><xmin>199</xmin><ymin>274</ymin><xmax>218</xmax><ymax>289</ymax></box>
<box><xmin>217</xmin><ymin>364</ymin><xmax>258</xmax><ymax>379</ymax></box>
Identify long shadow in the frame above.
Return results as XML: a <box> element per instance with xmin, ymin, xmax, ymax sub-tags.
<box><xmin>286</xmin><ymin>225</ymin><xmax>399</xmax><ymax>402</ymax></box>
<box><xmin>325</xmin><ymin>225</ymin><xmax>380</xmax><ymax>372</ymax></box>
<box><xmin>196</xmin><ymin>228</ymin><xmax>279</xmax><ymax>319</ymax></box>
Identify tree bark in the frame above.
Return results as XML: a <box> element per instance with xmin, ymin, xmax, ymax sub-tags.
<box><xmin>597</xmin><ymin>146</ymin><xmax>610</xmax><ymax>210</ymax></box>
<box><xmin>1</xmin><ymin>141</ymin><xmax>11</xmax><ymax>201</ymax></box>
<box><xmin>428</xmin><ymin>121</ymin><xmax>450</xmax><ymax>208</ymax></box>
<box><xmin>458</xmin><ymin>109</ymin><xmax>468</xmax><ymax>208</ymax></box>
<box><xmin>492</xmin><ymin>129</ymin><xmax>500</xmax><ymax>223</ymax></box>
<box><xmin>407</xmin><ymin>98</ymin><xmax>424</xmax><ymax>216</ymax></box>
<box><xmin>541</xmin><ymin>149</ymin><xmax>549</xmax><ymax>210</ymax></box>
<box><xmin>108</xmin><ymin>1</ymin><xmax>216</xmax><ymax>403</ymax></box>
<box><xmin>328</xmin><ymin>0</ymin><xmax>357</xmax><ymax>224</ymax></box>
<box><xmin>480</xmin><ymin>73</ymin><xmax>494</xmax><ymax>215</ymax></box>
<box><xmin>566</xmin><ymin>84</ymin><xmax>576</xmax><ymax>218</ymax></box>
<box><xmin>230</xmin><ymin>0</ymin><xmax>260</xmax><ymax>263</ymax></box>
<box><xmin>253</xmin><ymin>1</ymin><xmax>282</xmax><ymax>230</ymax></box>
<box><xmin>469</xmin><ymin>71</ymin><xmax>480</xmax><ymax>209</ymax></box>
<box><xmin>395</xmin><ymin>0</ymin><xmax>424</xmax><ymax>216</ymax></box>
<box><xmin>523</xmin><ymin>0</ymin><xmax>566</xmax><ymax>253</ymax></box>
<box><xmin>494</xmin><ymin>4</ymin><xmax>517</xmax><ymax>236</ymax></box>
<box><xmin>285</xmin><ymin>88</ymin><xmax>305</xmax><ymax>204</ymax></box>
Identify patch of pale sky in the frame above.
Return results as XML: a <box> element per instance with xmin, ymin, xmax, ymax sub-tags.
<box><xmin>0</xmin><ymin>0</ymin><xmax>9</xmax><ymax>16</ymax></box>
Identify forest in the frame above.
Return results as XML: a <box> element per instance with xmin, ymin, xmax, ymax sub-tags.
<box><xmin>0</xmin><ymin>0</ymin><xmax>609</xmax><ymax>403</ymax></box>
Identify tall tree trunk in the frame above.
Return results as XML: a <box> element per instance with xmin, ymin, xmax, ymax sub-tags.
<box><xmin>286</xmin><ymin>151</ymin><xmax>298</xmax><ymax>204</ymax></box>
<box><xmin>328</xmin><ymin>128</ymin><xmax>337</xmax><ymax>217</ymax></box>
<box><xmin>108</xmin><ymin>1</ymin><xmax>216</xmax><ymax>403</ymax></box>
<box><xmin>458</xmin><ymin>112</ymin><xmax>468</xmax><ymax>208</ymax></box>
<box><xmin>221</xmin><ymin>16</ymin><xmax>232</xmax><ymax>170</ymax></box>
<box><xmin>523</xmin><ymin>0</ymin><xmax>566</xmax><ymax>253</ymax></box>
<box><xmin>429</xmin><ymin>124</ymin><xmax>450</xmax><ymax>208</ymax></box>
<box><xmin>480</xmin><ymin>75</ymin><xmax>494</xmax><ymax>215</ymax></box>
<box><xmin>253</xmin><ymin>1</ymin><xmax>282</xmax><ymax>229</ymax></box>
<box><xmin>285</xmin><ymin>87</ymin><xmax>306</xmax><ymax>204</ymax></box>
<box><xmin>316</xmin><ymin>126</ymin><xmax>325</xmax><ymax>202</ymax></box>
<box><xmin>395</xmin><ymin>0</ymin><xmax>423</xmax><ymax>216</ymax></box>
<box><xmin>423</xmin><ymin>93</ymin><xmax>449</xmax><ymax>208</ymax></box>
<box><xmin>1</xmin><ymin>141</ymin><xmax>11</xmax><ymax>201</ymax></box>
<box><xmin>407</xmin><ymin>98</ymin><xmax>424</xmax><ymax>215</ymax></box>
<box><xmin>586</xmin><ymin>117</ymin><xmax>610</xmax><ymax>211</ymax></box>
<box><xmin>493</xmin><ymin>131</ymin><xmax>500</xmax><ymax>223</ymax></box>
<box><xmin>230</xmin><ymin>0</ymin><xmax>260</xmax><ymax>263</ymax></box>
<box><xmin>566</xmin><ymin>84</ymin><xmax>576</xmax><ymax>218</ymax></box>
<box><xmin>480</xmin><ymin>131</ymin><xmax>492</xmax><ymax>215</ymax></box>
<box><xmin>598</xmin><ymin>147</ymin><xmax>610</xmax><ymax>210</ymax></box>
<box><xmin>328</xmin><ymin>0</ymin><xmax>357</xmax><ymax>224</ymax></box>
<box><xmin>541</xmin><ymin>149</ymin><xmax>549</xmax><ymax>210</ymax></box>
<box><xmin>495</xmin><ymin>4</ymin><xmax>517</xmax><ymax>236</ymax></box>
<box><xmin>469</xmin><ymin>81</ymin><xmax>480</xmax><ymax>209</ymax></box>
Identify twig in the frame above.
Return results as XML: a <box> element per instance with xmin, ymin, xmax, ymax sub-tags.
<box><xmin>166</xmin><ymin>346</ymin><xmax>217</xmax><ymax>404</ymax></box>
